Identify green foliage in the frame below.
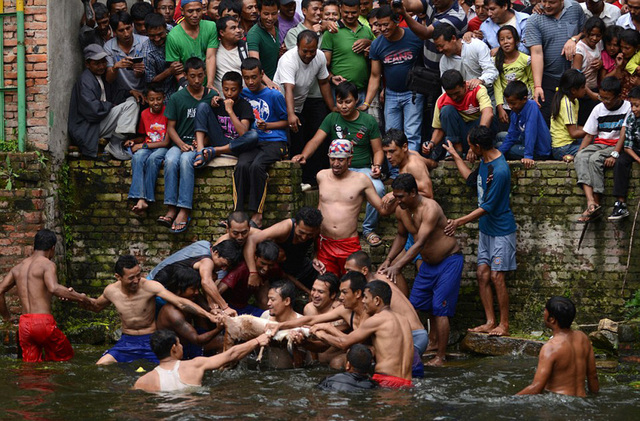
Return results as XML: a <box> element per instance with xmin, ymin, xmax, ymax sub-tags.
<box><xmin>58</xmin><ymin>163</ymin><xmax>77</xmax><ymax>262</ymax></box>
<box><xmin>0</xmin><ymin>136</ymin><xmax>18</xmax><ymax>152</ymax></box>
<box><xmin>0</xmin><ymin>155</ymin><xmax>16</xmax><ymax>189</ymax></box>
<box><xmin>624</xmin><ymin>290</ymin><xmax>640</xmax><ymax>320</ymax></box>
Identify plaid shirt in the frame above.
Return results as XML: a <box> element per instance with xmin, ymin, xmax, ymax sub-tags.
<box><xmin>624</xmin><ymin>112</ymin><xmax>640</xmax><ymax>150</ymax></box>
<box><xmin>143</xmin><ymin>39</ymin><xmax>177</xmax><ymax>101</ymax></box>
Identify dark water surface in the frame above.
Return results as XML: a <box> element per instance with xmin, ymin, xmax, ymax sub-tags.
<box><xmin>0</xmin><ymin>346</ymin><xmax>638</xmax><ymax>421</ymax></box>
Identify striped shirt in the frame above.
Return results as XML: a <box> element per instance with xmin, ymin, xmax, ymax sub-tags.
<box><xmin>623</xmin><ymin>111</ymin><xmax>640</xmax><ymax>150</ymax></box>
<box><xmin>524</xmin><ymin>0</ymin><xmax>585</xmax><ymax>79</ymax></box>
<box><xmin>421</xmin><ymin>0</ymin><xmax>467</xmax><ymax>70</ymax></box>
<box><xmin>584</xmin><ymin>101</ymin><xmax>631</xmax><ymax>147</ymax></box>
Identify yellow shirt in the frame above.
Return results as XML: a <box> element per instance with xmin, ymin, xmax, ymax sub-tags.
<box><xmin>550</xmin><ymin>95</ymin><xmax>579</xmax><ymax>148</ymax></box>
<box><xmin>493</xmin><ymin>52</ymin><xmax>534</xmax><ymax>107</ymax></box>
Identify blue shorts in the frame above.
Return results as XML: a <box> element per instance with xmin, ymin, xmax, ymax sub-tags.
<box><xmin>232</xmin><ymin>304</ymin><xmax>265</xmax><ymax>317</ymax></box>
<box><xmin>410</xmin><ymin>253</ymin><xmax>464</xmax><ymax>317</ymax></box>
<box><xmin>182</xmin><ymin>328</ymin><xmax>207</xmax><ymax>360</ymax></box>
<box><xmin>104</xmin><ymin>333</ymin><xmax>159</xmax><ymax>363</ymax></box>
<box><xmin>412</xmin><ymin>329</ymin><xmax>429</xmax><ymax>355</ymax></box>
<box><xmin>412</xmin><ymin>348</ymin><xmax>424</xmax><ymax>379</ymax></box>
<box><xmin>477</xmin><ymin>231</ymin><xmax>517</xmax><ymax>272</ymax></box>
<box><xmin>404</xmin><ymin>233</ymin><xmax>423</xmax><ymax>264</ymax></box>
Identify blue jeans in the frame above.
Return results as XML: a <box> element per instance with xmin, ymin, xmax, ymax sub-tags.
<box><xmin>496</xmin><ymin>132</ymin><xmax>551</xmax><ymax>160</ymax></box>
<box><xmin>349</xmin><ymin>167</ymin><xmax>384</xmax><ymax>236</ymax></box>
<box><xmin>552</xmin><ymin>140</ymin><xmax>581</xmax><ymax>161</ymax></box>
<box><xmin>384</xmin><ymin>89</ymin><xmax>424</xmax><ymax>152</ymax></box>
<box><xmin>440</xmin><ymin>105</ymin><xmax>480</xmax><ymax>155</ymax></box>
<box><xmin>164</xmin><ymin>145</ymin><xmax>197</xmax><ymax>209</ymax></box>
<box><xmin>128</xmin><ymin>147</ymin><xmax>167</xmax><ymax>202</ymax></box>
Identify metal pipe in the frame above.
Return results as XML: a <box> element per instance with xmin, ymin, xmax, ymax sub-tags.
<box><xmin>17</xmin><ymin>0</ymin><xmax>26</xmax><ymax>152</ymax></box>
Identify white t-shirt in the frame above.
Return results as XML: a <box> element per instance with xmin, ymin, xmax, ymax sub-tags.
<box><xmin>273</xmin><ymin>48</ymin><xmax>329</xmax><ymax>113</ymax></box>
<box><xmin>584</xmin><ymin>100</ymin><xmax>631</xmax><ymax>147</ymax></box>
<box><xmin>215</xmin><ymin>45</ymin><xmax>243</xmax><ymax>95</ymax></box>
<box><xmin>575</xmin><ymin>40</ymin><xmax>603</xmax><ymax>89</ymax></box>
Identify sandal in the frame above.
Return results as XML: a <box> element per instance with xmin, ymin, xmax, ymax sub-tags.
<box><xmin>193</xmin><ymin>147</ymin><xmax>215</xmax><ymax>168</ymax></box>
<box><xmin>365</xmin><ymin>232</ymin><xmax>382</xmax><ymax>247</ymax></box>
<box><xmin>577</xmin><ymin>204</ymin><xmax>602</xmax><ymax>223</ymax></box>
<box><xmin>157</xmin><ymin>215</ymin><xmax>174</xmax><ymax>227</ymax></box>
<box><xmin>171</xmin><ymin>217</ymin><xmax>192</xmax><ymax>234</ymax></box>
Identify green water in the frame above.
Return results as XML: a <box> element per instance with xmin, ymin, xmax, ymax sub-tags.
<box><xmin>0</xmin><ymin>346</ymin><xmax>638</xmax><ymax>421</ymax></box>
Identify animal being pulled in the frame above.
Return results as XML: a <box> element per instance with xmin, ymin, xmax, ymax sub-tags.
<box><xmin>222</xmin><ymin>314</ymin><xmax>310</xmax><ymax>355</ymax></box>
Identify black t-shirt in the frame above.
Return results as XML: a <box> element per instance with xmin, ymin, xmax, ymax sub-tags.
<box><xmin>317</xmin><ymin>372</ymin><xmax>377</xmax><ymax>391</ymax></box>
<box><xmin>212</xmin><ymin>97</ymin><xmax>255</xmax><ymax>139</ymax></box>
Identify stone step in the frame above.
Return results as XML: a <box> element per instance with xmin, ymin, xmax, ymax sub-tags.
<box><xmin>460</xmin><ymin>332</ymin><xmax>545</xmax><ymax>357</ymax></box>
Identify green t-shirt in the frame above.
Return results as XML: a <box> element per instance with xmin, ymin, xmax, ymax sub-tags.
<box><xmin>166</xmin><ymin>20</ymin><xmax>219</xmax><ymax>64</ymax></box>
<box><xmin>247</xmin><ymin>23</ymin><xmax>280</xmax><ymax>80</ymax></box>
<box><xmin>164</xmin><ymin>87</ymin><xmax>217</xmax><ymax>145</ymax></box>
<box><xmin>319</xmin><ymin>111</ymin><xmax>381</xmax><ymax>168</ymax></box>
<box><xmin>320</xmin><ymin>22</ymin><xmax>374</xmax><ymax>90</ymax></box>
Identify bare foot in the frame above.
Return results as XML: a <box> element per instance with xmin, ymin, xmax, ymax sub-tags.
<box><xmin>426</xmin><ymin>356</ymin><xmax>445</xmax><ymax>367</ymax></box>
<box><xmin>425</xmin><ymin>343</ymin><xmax>439</xmax><ymax>352</ymax></box>
<box><xmin>488</xmin><ymin>324</ymin><xmax>510</xmax><ymax>337</ymax></box>
<box><xmin>468</xmin><ymin>322</ymin><xmax>496</xmax><ymax>333</ymax></box>
<box><xmin>171</xmin><ymin>209</ymin><xmax>191</xmax><ymax>231</ymax></box>
<box><xmin>131</xmin><ymin>199</ymin><xmax>148</xmax><ymax>214</ymax></box>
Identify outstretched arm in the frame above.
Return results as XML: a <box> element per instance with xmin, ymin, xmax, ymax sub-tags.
<box><xmin>152</xmin><ymin>281</ymin><xmax>218</xmax><ymax>324</ymax></box>
<box><xmin>196</xmin><ymin>333</ymin><xmax>271</xmax><ymax>371</ymax></box>
<box><xmin>43</xmin><ymin>264</ymin><xmax>90</xmax><ymax>306</ymax></box>
<box><xmin>312</xmin><ymin>316</ymin><xmax>378</xmax><ymax>350</ymax></box>
<box><xmin>197</xmin><ymin>258</ymin><xmax>235</xmax><ymax>316</ymax></box>
<box><xmin>164</xmin><ymin>306</ymin><xmax>223</xmax><ymax>346</ymax></box>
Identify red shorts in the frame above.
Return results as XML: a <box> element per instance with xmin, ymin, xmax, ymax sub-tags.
<box><xmin>372</xmin><ymin>373</ymin><xmax>413</xmax><ymax>389</ymax></box>
<box><xmin>18</xmin><ymin>314</ymin><xmax>74</xmax><ymax>362</ymax></box>
<box><xmin>316</xmin><ymin>235</ymin><xmax>362</xmax><ymax>277</ymax></box>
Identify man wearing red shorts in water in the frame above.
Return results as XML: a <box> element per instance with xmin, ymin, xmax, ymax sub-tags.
<box><xmin>315</xmin><ymin>139</ymin><xmax>390</xmax><ymax>277</ymax></box>
<box><xmin>312</xmin><ymin>280</ymin><xmax>414</xmax><ymax>388</ymax></box>
<box><xmin>0</xmin><ymin>229</ymin><xmax>92</xmax><ymax>362</ymax></box>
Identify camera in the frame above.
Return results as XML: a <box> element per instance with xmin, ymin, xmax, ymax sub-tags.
<box><xmin>392</xmin><ymin>0</ymin><xmax>403</xmax><ymax>6</ymax></box>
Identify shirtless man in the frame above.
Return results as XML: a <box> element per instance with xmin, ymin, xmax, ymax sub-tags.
<box><xmin>157</xmin><ymin>268</ymin><xmax>222</xmax><ymax>359</ymax></box>
<box><xmin>379</xmin><ymin>174</ymin><xmax>463</xmax><ymax>367</ymax></box>
<box><xmin>244</xmin><ymin>206</ymin><xmax>325</xmax><ymax>294</ymax></box>
<box><xmin>344</xmin><ymin>251</ymin><xmax>428</xmax><ymax>378</ymax></box>
<box><xmin>314</xmin><ymin>139</ymin><xmax>390</xmax><ymax>277</ymax></box>
<box><xmin>0</xmin><ymin>229</ymin><xmax>91</xmax><ymax>362</ymax></box>
<box><xmin>133</xmin><ymin>329</ymin><xmax>271</xmax><ymax>392</ymax></box>
<box><xmin>312</xmin><ymin>280</ymin><xmax>414</xmax><ymax>388</ymax></box>
<box><xmin>214</xmin><ymin>211</ymin><xmax>259</xmax><ymax>247</ymax></box>
<box><xmin>303</xmin><ymin>273</ymin><xmax>341</xmax><ymax>317</ymax></box>
<box><xmin>517</xmin><ymin>297</ymin><xmax>599</xmax><ymax>397</ymax></box>
<box><xmin>86</xmin><ymin>255</ymin><xmax>219</xmax><ymax>365</ymax></box>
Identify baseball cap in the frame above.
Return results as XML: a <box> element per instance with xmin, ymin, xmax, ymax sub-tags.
<box><xmin>181</xmin><ymin>0</ymin><xmax>203</xmax><ymax>6</ymax></box>
<box><xmin>328</xmin><ymin>139</ymin><xmax>353</xmax><ymax>158</ymax></box>
<box><xmin>83</xmin><ymin>44</ymin><xmax>108</xmax><ymax>61</ymax></box>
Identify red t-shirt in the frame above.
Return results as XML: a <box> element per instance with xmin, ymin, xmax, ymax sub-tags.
<box><xmin>467</xmin><ymin>16</ymin><xmax>482</xmax><ymax>32</ymax></box>
<box><xmin>138</xmin><ymin>106</ymin><xmax>168</xmax><ymax>144</ymax></box>
<box><xmin>220</xmin><ymin>261</ymin><xmax>284</xmax><ymax>309</ymax></box>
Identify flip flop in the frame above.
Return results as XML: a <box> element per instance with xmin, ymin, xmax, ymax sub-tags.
<box><xmin>365</xmin><ymin>232</ymin><xmax>382</xmax><ymax>247</ymax></box>
<box><xmin>193</xmin><ymin>147</ymin><xmax>216</xmax><ymax>168</ymax></box>
<box><xmin>157</xmin><ymin>215</ymin><xmax>174</xmax><ymax>227</ymax></box>
<box><xmin>249</xmin><ymin>220</ymin><xmax>262</xmax><ymax>229</ymax></box>
<box><xmin>577</xmin><ymin>204</ymin><xmax>602</xmax><ymax>223</ymax></box>
<box><xmin>171</xmin><ymin>217</ymin><xmax>192</xmax><ymax>234</ymax></box>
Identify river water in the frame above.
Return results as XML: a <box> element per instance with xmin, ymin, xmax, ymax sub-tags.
<box><xmin>0</xmin><ymin>346</ymin><xmax>637</xmax><ymax>421</ymax></box>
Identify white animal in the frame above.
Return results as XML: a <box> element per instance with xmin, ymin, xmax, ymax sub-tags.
<box><xmin>222</xmin><ymin>315</ymin><xmax>310</xmax><ymax>356</ymax></box>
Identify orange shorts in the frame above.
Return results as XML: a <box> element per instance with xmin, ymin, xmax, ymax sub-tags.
<box><xmin>372</xmin><ymin>373</ymin><xmax>413</xmax><ymax>389</ymax></box>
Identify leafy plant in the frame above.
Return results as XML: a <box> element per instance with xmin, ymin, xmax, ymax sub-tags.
<box><xmin>0</xmin><ymin>136</ymin><xmax>18</xmax><ymax>152</ymax></box>
<box><xmin>0</xmin><ymin>155</ymin><xmax>16</xmax><ymax>189</ymax></box>
<box><xmin>624</xmin><ymin>290</ymin><xmax>640</xmax><ymax>319</ymax></box>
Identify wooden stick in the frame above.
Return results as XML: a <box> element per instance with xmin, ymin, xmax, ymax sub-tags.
<box><xmin>622</xmin><ymin>197</ymin><xmax>640</xmax><ymax>295</ymax></box>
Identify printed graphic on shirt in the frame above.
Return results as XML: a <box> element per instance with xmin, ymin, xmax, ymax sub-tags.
<box><xmin>217</xmin><ymin>116</ymin><xmax>238</xmax><ymax>139</ymax></box>
<box><xmin>186</xmin><ymin>108</ymin><xmax>196</xmax><ymax>118</ymax></box>
<box><xmin>148</xmin><ymin>122</ymin><xmax>166</xmax><ymax>142</ymax></box>
<box><xmin>382</xmin><ymin>49</ymin><xmax>415</xmax><ymax>65</ymax></box>
<box><xmin>333</xmin><ymin>124</ymin><xmax>369</xmax><ymax>146</ymax></box>
<box><xmin>248</xmin><ymin>98</ymin><xmax>272</xmax><ymax>133</ymax></box>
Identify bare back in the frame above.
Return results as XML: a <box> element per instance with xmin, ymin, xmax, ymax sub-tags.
<box><xmin>103</xmin><ymin>279</ymin><xmax>158</xmax><ymax>335</ymax></box>
<box><xmin>376</xmin><ymin>275</ymin><xmax>424</xmax><ymax>331</ymax></box>
<box><xmin>12</xmin><ymin>255</ymin><xmax>57</xmax><ymax>314</ymax></box>
<box><xmin>545</xmin><ymin>331</ymin><xmax>597</xmax><ymax>397</ymax></box>
<box><xmin>401</xmin><ymin>152</ymin><xmax>433</xmax><ymax>199</ymax></box>
<box><xmin>368</xmin><ymin>309</ymin><xmax>413</xmax><ymax>380</ymax></box>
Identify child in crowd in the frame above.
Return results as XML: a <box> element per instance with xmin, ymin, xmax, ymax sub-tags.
<box><xmin>609</xmin><ymin>86</ymin><xmax>640</xmax><ymax>220</ymax></box>
<box><xmin>575</xmin><ymin>77</ymin><xmax>630</xmax><ymax>223</ymax></box>
<box><xmin>496</xmin><ymin>80</ymin><xmax>551</xmax><ymax>168</ymax></box>
<box><xmin>573</xmin><ymin>17</ymin><xmax>604</xmax><ymax>99</ymax></box>
<box><xmin>614</xmin><ymin>29</ymin><xmax>640</xmax><ymax>99</ymax></box>
<box><xmin>125</xmin><ymin>85</ymin><xmax>170</xmax><ymax>214</ymax></box>
<box><xmin>494</xmin><ymin>25</ymin><xmax>533</xmax><ymax>125</ymax></box>
<box><xmin>550</xmin><ymin>69</ymin><xmax>587</xmax><ymax>162</ymax></box>
<box><xmin>600</xmin><ymin>25</ymin><xmax>622</xmax><ymax>80</ymax></box>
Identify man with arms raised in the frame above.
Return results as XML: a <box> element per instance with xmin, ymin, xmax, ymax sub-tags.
<box><xmin>133</xmin><ymin>329</ymin><xmax>270</xmax><ymax>392</ymax></box>
<box><xmin>313</xmin><ymin>281</ymin><xmax>414</xmax><ymax>388</ymax></box>
<box><xmin>517</xmin><ymin>296</ymin><xmax>598</xmax><ymax>396</ymax></box>
<box><xmin>87</xmin><ymin>255</ymin><xmax>220</xmax><ymax>365</ymax></box>
<box><xmin>0</xmin><ymin>230</ymin><xmax>91</xmax><ymax>362</ymax></box>
<box><xmin>379</xmin><ymin>173</ymin><xmax>463</xmax><ymax>367</ymax></box>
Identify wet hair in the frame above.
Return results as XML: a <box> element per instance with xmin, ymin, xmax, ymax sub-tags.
<box><xmin>34</xmin><ymin>229</ymin><xmax>57</xmax><ymax>251</ymax></box>
<box><xmin>495</xmin><ymin>25</ymin><xmax>519</xmax><ymax>74</ymax></box>
<box><xmin>551</xmin><ymin>69</ymin><xmax>586</xmax><ymax>120</ymax></box>
<box><xmin>93</xmin><ymin>2</ymin><xmax>110</xmax><ymax>20</ymax></box>
<box><xmin>172</xmin><ymin>267</ymin><xmax>201</xmax><ymax>294</ymax></box>
<box><xmin>219</xmin><ymin>0</ymin><xmax>242</xmax><ymax>15</ymax></box>
<box><xmin>109</xmin><ymin>11</ymin><xmax>133</xmax><ymax>31</ymax></box>
<box><xmin>316</xmin><ymin>272</ymin><xmax>340</xmax><ymax>297</ymax></box>
<box><xmin>603</xmin><ymin>25</ymin><xmax>622</xmax><ymax>47</ymax></box>
<box><xmin>114</xmin><ymin>254</ymin><xmax>139</xmax><ymax>276</ymax></box>
<box><xmin>185</xmin><ymin>57</ymin><xmax>206</xmax><ymax>72</ymax></box>
<box><xmin>144</xmin><ymin>12</ymin><xmax>166</xmax><ymax>30</ymax></box>
<box><xmin>257</xmin><ymin>0</ymin><xmax>280</xmax><ymax>10</ymax></box>
<box><xmin>503</xmin><ymin>80</ymin><xmax>528</xmax><ymax>100</ymax></box>
<box><xmin>335</xmin><ymin>81</ymin><xmax>358</xmax><ymax>101</ymax></box>
<box><xmin>467</xmin><ymin>126</ymin><xmax>494</xmax><ymax>151</ymax></box>
<box><xmin>376</xmin><ymin>5</ymin><xmax>398</xmax><ymax>21</ymax></box>
<box><xmin>295</xmin><ymin>206</ymin><xmax>323</xmax><ymax>228</ymax></box>
<box><xmin>150</xmin><ymin>329</ymin><xmax>178</xmax><ymax>360</ymax></box>
<box><xmin>256</xmin><ymin>240</ymin><xmax>280</xmax><ymax>262</ymax></box>
<box><xmin>365</xmin><ymin>280</ymin><xmax>391</xmax><ymax>306</ymax></box>
<box><xmin>297</xmin><ymin>29</ymin><xmax>319</xmax><ymax>46</ymax></box>
<box><xmin>107</xmin><ymin>0</ymin><xmax>127</xmax><ymax>11</ymax></box>
<box><xmin>131</xmin><ymin>1</ymin><xmax>154</xmax><ymax>21</ymax></box>
<box><xmin>582</xmin><ymin>16</ymin><xmax>605</xmax><ymax>37</ymax></box>
<box><xmin>227</xmin><ymin>210</ymin><xmax>250</xmax><ymax>227</ymax></box>
<box><xmin>391</xmin><ymin>173</ymin><xmax>418</xmax><ymax>194</ymax></box>
<box><xmin>217</xmin><ymin>15</ymin><xmax>239</xmax><ymax>34</ymax></box>
<box><xmin>340</xmin><ymin>271</ymin><xmax>367</xmax><ymax>294</ymax></box>
<box><xmin>347</xmin><ymin>344</ymin><xmax>373</xmax><ymax>373</ymax></box>
<box><xmin>342</xmin><ymin>0</ymin><xmax>361</xmax><ymax>8</ymax></box>
<box><xmin>545</xmin><ymin>296</ymin><xmax>576</xmax><ymax>329</ymax></box>
<box><xmin>145</xmin><ymin>82</ymin><xmax>165</xmax><ymax>96</ymax></box>
<box><xmin>381</xmin><ymin>128</ymin><xmax>408</xmax><ymax>148</ymax></box>
<box><xmin>600</xmin><ymin>76</ymin><xmax>622</xmax><ymax>97</ymax></box>
<box><xmin>441</xmin><ymin>69</ymin><xmax>465</xmax><ymax>91</ymax></box>
<box><xmin>241</xmin><ymin>57</ymin><xmax>263</xmax><ymax>73</ymax></box>
<box><xmin>628</xmin><ymin>86</ymin><xmax>640</xmax><ymax>100</ymax></box>
<box><xmin>620</xmin><ymin>29</ymin><xmax>640</xmax><ymax>49</ymax></box>
<box><xmin>433</xmin><ymin>23</ymin><xmax>457</xmax><ymax>42</ymax></box>
<box><xmin>302</xmin><ymin>0</ymin><xmax>323</xmax><ymax>8</ymax></box>
<box><xmin>211</xmin><ymin>239</ymin><xmax>243</xmax><ymax>267</ymax></box>
<box><xmin>222</xmin><ymin>71</ymin><xmax>243</xmax><ymax>86</ymax></box>
<box><xmin>270</xmin><ymin>279</ymin><xmax>297</xmax><ymax>302</ymax></box>
<box><xmin>346</xmin><ymin>251</ymin><xmax>372</xmax><ymax>271</ymax></box>
<box><xmin>483</xmin><ymin>0</ymin><xmax>511</xmax><ymax>7</ymax></box>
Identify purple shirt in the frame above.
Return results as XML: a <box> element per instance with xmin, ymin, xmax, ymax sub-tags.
<box><xmin>278</xmin><ymin>13</ymin><xmax>303</xmax><ymax>43</ymax></box>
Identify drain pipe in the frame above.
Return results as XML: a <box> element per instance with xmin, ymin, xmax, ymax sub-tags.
<box><xmin>17</xmin><ymin>0</ymin><xmax>26</xmax><ymax>152</ymax></box>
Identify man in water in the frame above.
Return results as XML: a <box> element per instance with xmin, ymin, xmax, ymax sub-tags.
<box><xmin>0</xmin><ymin>229</ymin><xmax>92</xmax><ymax>362</ymax></box>
<box><xmin>312</xmin><ymin>280</ymin><xmax>414</xmax><ymax>388</ymax></box>
<box><xmin>133</xmin><ymin>329</ymin><xmax>270</xmax><ymax>392</ymax></box>
<box><xmin>517</xmin><ymin>297</ymin><xmax>599</xmax><ymax>397</ymax></box>
<box><xmin>87</xmin><ymin>255</ymin><xmax>219</xmax><ymax>365</ymax></box>
<box><xmin>303</xmin><ymin>273</ymin><xmax>341</xmax><ymax>317</ymax></box>
<box><xmin>379</xmin><ymin>173</ymin><xmax>463</xmax><ymax>367</ymax></box>
<box><xmin>317</xmin><ymin>344</ymin><xmax>377</xmax><ymax>391</ymax></box>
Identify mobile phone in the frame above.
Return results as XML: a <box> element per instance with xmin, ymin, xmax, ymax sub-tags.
<box><xmin>130</xmin><ymin>57</ymin><xmax>144</xmax><ymax>64</ymax></box>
